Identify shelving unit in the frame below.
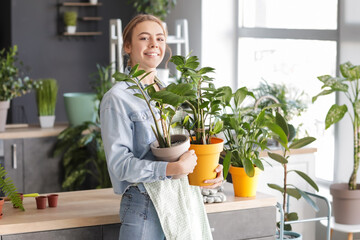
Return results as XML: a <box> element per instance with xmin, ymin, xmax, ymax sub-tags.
<box><xmin>59</xmin><ymin>2</ymin><xmax>102</xmax><ymax>36</ymax></box>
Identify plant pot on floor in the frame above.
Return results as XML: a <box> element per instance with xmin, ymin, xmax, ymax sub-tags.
<box><xmin>229</xmin><ymin>165</ymin><xmax>260</xmax><ymax>197</ymax></box>
<box><xmin>276</xmin><ymin>231</ymin><xmax>302</xmax><ymax>240</ymax></box>
<box><xmin>330</xmin><ymin>183</ymin><xmax>360</xmax><ymax>224</ymax></box>
<box><xmin>0</xmin><ymin>101</ymin><xmax>10</xmax><ymax>132</ymax></box>
<box><xmin>188</xmin><ymin>137</ymin><xmax>224</xmax><ymax>186</ymax></box>
<box><xmin>150</xmin><ymin>134</ymin><xmax>190</xmax><ymax>179</ymax></box>
<box><xmin>63</xmin><ymin>93</ymin><xmax>97</xmax><ymax>126</ymax></box>
<box><xmin>39</xmin><ymin>115</ymin><xmax>55</xmax><ymax>128</ymax></box>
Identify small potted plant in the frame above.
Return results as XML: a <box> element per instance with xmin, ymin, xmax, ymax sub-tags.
<box><xmin>220</xmin><ymin>86</ymin><xmax>271</xmax><ymax>197</ymax></box>
<box><xmin>112</xmin><ymin>64</ymin><xmax>196</xmax><ymax>177</ymax></box>
<box><xmin>313</xmin><ymin>61</ymin><xmax>360</xmax><ymax>224</ymax></box>
<box><xmin>0</xmin><ymin>164</ymin><xmax>25</xmax><ymax>217</ymax></box>
<box><xmin>266</xmin><ymin>112</ymin><xmax>318</xmax><ymax>239</ymax></box>
<box><xmin>0</xmin><ymin>45</ymin><xmax>34</xmax><ymax>132</ymax></box>
<box><xmin>63</xmin><ymin>11</ymin><xmax>77</xmax><ymax>34</ymax></box>
<box><xmin>170</xmin><ymin>54</ymin><xmax>225</xmax><ymax>186</ymax></box>
<box><xmin>35</xmin><ymin>78</ymin><xmax>58</xmax><ymax>128</ymax></box>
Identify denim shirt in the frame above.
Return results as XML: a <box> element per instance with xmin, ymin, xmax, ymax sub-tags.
<box><xmin>100</xmin><ymin>75</ymin><xmax>168</xmax><ymax>195</ymax></box>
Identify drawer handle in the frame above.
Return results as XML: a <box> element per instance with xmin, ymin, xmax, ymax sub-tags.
<box><xmin>12</xmin><ymin>144</ymin><xmax>17</xmax><ymax>169</ymax></box>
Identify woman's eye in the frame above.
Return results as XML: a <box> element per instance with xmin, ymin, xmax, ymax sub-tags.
<box><xmin>140</xmin><ymin>37</ymin><xmax>148</xmax><ymax>40</ymax></box>
<box><xmin>158</xmin><ymin>38</ymin><xmax>165</xmax><ymax>42</ymax></box>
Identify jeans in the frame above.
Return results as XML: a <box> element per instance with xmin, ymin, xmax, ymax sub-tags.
<box><xmin>119</xmin><ymin>186</ymin><xmax>165</xmax><ymax>240</ymax></box>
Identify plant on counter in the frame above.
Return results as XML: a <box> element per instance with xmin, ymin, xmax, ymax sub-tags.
<box><xmin>112</xmin><ymin>63</ymin><xmax>196</xmax><ymax>148</ymax></box>
<box><xmin>266</xmin><ymin>112</ymin><xmax>318</xmax><ymax>231</ymax></box>
<box><xmin>35</xmin><ymin>78</ymin><xmax>58</xmax><ymax>128</ymax></box>
<box><xmin>0</xmin><ymin>45</ymin><xmax>34</xmax><ymax>131</ymax></box>
<box><xmin>0</xmin><ymin>165</ymin><xmax>24</xmax><ymax>211</ymax></box>
<box><xmin>220</xmin><ymin>86</ymin><xmax>271</xmax><ymax>178</ymax></box>
<box><xmin>54</xmin><ymin>64</ymin><xmax>113</xmax><ymax>190</ymax></box>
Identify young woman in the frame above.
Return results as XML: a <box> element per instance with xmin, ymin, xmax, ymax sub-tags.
<box><xmin>100</xmin><ymin>14</ymin><xmax>223</xmax><ymax>240</ymax></box>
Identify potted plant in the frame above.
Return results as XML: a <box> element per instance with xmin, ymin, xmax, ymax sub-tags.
<box><xmin>313</xmin><ymin>61</ymin><xmax>360</xmax><ymax>224</ymax></box>
<box><xmin>63</xmin><ymin>11</ymin><xmax>77</xmax><ymax>34</ymax></box>
<box><xmin>54</xmin><ymin>64</ymin><xmax>113</xmax><ymax>190</ymax></box>
<box><xmin>35</xmin><ymin>78</ymin><xmax>58</xmax><ymax>128</ymax></box>
<box><xmin>127</xmin><ymin>0</ymin><xmax>177</xmax><ymax>21</ymax></box>
<box><xmin>266</xmin><ymin>112</ymin><xmax>318</xmax><ymax>239</ymax></box>
<box><xmin>220</xmin><ymin>86</ymin><xmax>271</xmax><ymax>197</ymax></box>
<box><xmin>0</xmin><ymin>45</ymin><xmax>34</xmax><ymax>132</ymax></box>
<box><xmin>0</xmin><ymin>164</ymin><xmax>25</xmax><ymax>217</ymax></box>
<box><xmin>170</xmin><ymin>54</ymin><xmax>225</xmax><ymax>186</ymax></box>
<box><xmin>112</xmin><ymin>64</ymin><xmax>196</xmax><ymax>178</ymax></box>
<box><xmin>252</xmin><ymin>80</ymin><xmax>308</xmax><ymax>140</ymax></box>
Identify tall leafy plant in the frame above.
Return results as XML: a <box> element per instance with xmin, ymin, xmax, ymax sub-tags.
<box><xmin>35</xmin><ymin>78</ymin><xmax>58</xmax><ymax>116</ymax></box>
<box><xmin>0</xmin><ymin>45</ymin><xmax>34</xmax><ymax>101</ymax></box>
<box><xmin>313</xmin><ymin>62</ymin><xmax>360</xmax><ymax>190</ymax></box>
<box><xmin>170</xmin><ymin>55</ymin><xmax>224</xmax><ymax>145</ymax></box>
<box><xmin>54</xmin><ymin>64</ymin><xmax>113</xmax><ymax>190</ymax></box>
<box><xmin>266</xmin><ymin>112</ymin><xmax>318</xmax><ymax>230</ymax></box>
<box><xmin>63</xmin><ymin>11</ymin><xmax>77</xmax><ymax>26</ymax></box>
<box><xmin>220</xmin><ymin>86</ymin><xmax>271</xmax><ymax>178</ymax></box>
<box><xmin>113</xmin><ymin>64</ymin><xmax>196</xmax><ymax>148</ymax></box>
<box><xmin>0</xmin><ymin>165</ymin><xmax>24</xmax><ymax>211</ymax></box>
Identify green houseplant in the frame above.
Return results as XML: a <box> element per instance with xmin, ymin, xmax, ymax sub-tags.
<box><xmin>170</xmin><ymin>54</ymin><xmax>225</xmax><ymax>186</ymax></box>
<box><xmin>63</xmin><ymin>11</ymin><xmax>77</xmax><ymax>34</ymax></box>
<box><xmin>266</xmin><ymin>112</ymin><xmax>318</xmax><ymax>237</ymax></box>
<box><xmin>220</xmin><ymin>86</ymin><xmax>271</xmax><ymax>197</ymax></box>
<box><xmin>0</xmin><ymin>45</ymin><xmax>34</xmax><ymax>132</ymax></box>
<box><xmin>0</xmin><ymin>164</ymin><xmax>25</xmax><ymax>215</ymax></box>
<box><xmin>54</xmin><ymin>64</ymin><xmax>113</xmax><ymax>190</ymax></box>
<box><xmin>313</xmin><ymin>61</ymin><xmax>360</xmax><ymax>224</ymax></box>
<box><xmin>35</xmin><ymin>78</ymin><xmax>58</xmax><ymax>128</ymax></box>
<box><xmin>127</xmin><ymin>0</ymin><xmax>177</xmax><ymax>21</ymax></box>
<box><xmin>112</xmin><ymin>64</ymin><xmax>196</xmax><ymax>177</ymax></box>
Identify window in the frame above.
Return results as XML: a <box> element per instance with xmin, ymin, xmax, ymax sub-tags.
<box><xmin>237</xmin><ymin>0</ymin><xmax>339</xmax><ymax>181</ymax></box>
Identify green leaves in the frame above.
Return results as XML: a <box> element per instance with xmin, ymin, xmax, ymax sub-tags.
<box><xmin>289</xmin><ymin>137</ymin><xmax>316</xmax><ymax>149</ymax></box>
<box><xmin>325</xmin><ymin>104</ymin><xmax>347</xmax><ymax>129</ymax></box>
<box><xmin>0</xmin><ymin>165</ymin><xmax>25</xmax><ymax>211</ymax></box>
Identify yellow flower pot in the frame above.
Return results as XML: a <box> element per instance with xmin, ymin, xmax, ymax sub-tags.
<box><xmin>229</xmin><ymin>165</ymin><xmax>260</xmax><ymax>197</ymax></box>
<box><xmin>188</xmin><ymin>137</ymin><xmax>224</xmax><ymax>186</ymax></box>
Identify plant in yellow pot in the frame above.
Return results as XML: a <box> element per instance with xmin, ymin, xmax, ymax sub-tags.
<box><xmin>170</xmin><ymin>55</ymin><xmax>225</xmax><ymax>186</ymax></box>
<box><xmin>220</xmin><ymin>86</ymin><xmax>271</xmax><ymax>197</ymax></box>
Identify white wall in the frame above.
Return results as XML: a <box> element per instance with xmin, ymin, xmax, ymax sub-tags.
<box><xmin>166</xmin><ymin>0</ymin><xmax>237</xmax><ymax>90</ymax></box>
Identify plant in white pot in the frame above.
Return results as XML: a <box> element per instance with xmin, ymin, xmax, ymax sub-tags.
<box><xmin>0</xmin><ymin>45</ymin><xmax>34</xmax><ymax>132</ymax></box>
<box><xmin>113</xmin><ymin>64</ymin><xmax>196</xmax><ymax>178</ymax></box>
<box><xmin>35</xmin><ymin>78</ymin><xmax>58</xmax><ymax>128</ymax></box>
<box><xmin>266</xmin><ymin>112</ymin><xmax>318</xmax><ymax>239</ymax></box>
<box><xmin>63</xmin><ymin>11</ymin><xmax>77</xmax><ymax>34</ymax></box>
<box><xmin>313</xmin><ymin>61</ymin><xmax>360</xmax><ymax>224</ymax></box>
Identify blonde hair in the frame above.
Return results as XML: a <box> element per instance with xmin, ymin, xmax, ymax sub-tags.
<box><xmin>122</xmin><ymin>14</ymin><xmax>171</xmax><ymax>67</ymax></box>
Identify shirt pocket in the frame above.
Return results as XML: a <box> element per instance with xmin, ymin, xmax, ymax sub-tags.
<box><xmin>130</xmin><ymin>110</ymin><xmax>158</xmax><ymax>145</ymax></box>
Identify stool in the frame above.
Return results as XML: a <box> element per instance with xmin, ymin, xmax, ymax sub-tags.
<box><xmin>321</xmin><ymin>217</ymin><xmax>360</xmax><ymax>240</ymax></box>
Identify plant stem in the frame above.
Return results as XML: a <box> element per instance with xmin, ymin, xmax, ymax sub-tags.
<box><xmin>283</xmin><ymin>150</ymin><xmax>288</xmax><ymax>217</ymax></box>
<box><xmin>350</xmin><ymin>118</ymin><xmax>360</xmax><ymax>190</ymax></box>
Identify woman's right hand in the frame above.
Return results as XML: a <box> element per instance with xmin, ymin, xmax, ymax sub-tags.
<box><xmin>166</xmin><ymin>150</ymin><xmax>197</xmax><ymax>176</ymax></box>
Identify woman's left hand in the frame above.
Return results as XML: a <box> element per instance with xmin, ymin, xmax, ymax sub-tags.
<box><xmin>202</xmin><ymin>164</ymin><xmax>224</xmax><ymax>189</ymax></box>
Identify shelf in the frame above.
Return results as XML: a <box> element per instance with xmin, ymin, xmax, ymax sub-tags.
<box><xmin>63</xmin><ymin>32</ymin><xmax>102</xmax><ymax>36</ymax></box>
<box><xmin>81</xmin><ymin>16</ymin><xmax>102</xmax><ymax>21</ymax></box>
<box><xmin>62</xmin><ymin>2</ymin><xmax>102</xmax><ymax>6</ymax></box>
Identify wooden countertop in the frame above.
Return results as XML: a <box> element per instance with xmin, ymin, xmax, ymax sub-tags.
<box><xmin>0</xmin><ymin>124</ymin><xmax>68</xmax><ymax>139</ymax></box>
<box><xmin>0</xmin><ymin>183</ymin><xmax>276</xmax><ymax>235</ymax></box>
